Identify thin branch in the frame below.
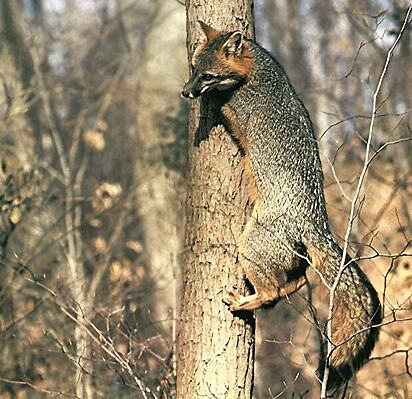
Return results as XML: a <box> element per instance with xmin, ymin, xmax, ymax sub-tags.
<box><xmin>0</xmin><ymin>378</ymin><xmax>80</xmax><ymax>398</ymax></box>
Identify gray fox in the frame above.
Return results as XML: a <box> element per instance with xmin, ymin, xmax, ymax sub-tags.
<box><xmin>182</xmin><ymin>22</ymin><xmax>381</xmax><ymax>393</ymax></box>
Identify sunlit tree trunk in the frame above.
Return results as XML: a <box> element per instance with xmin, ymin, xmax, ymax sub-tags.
<box><xmin>176</xmin><ymin>2</ymin><xmax>255</xmax><ymax>398</ymax></box>
<box><xmin>1</xmin><ymin>0</ymin><xmax>44</xmax><ymax>160</ymax></box>
<box><xmin>135</xmin><ymin>0</ymin><xmax>186</xmax><ymax>325</ymax></box>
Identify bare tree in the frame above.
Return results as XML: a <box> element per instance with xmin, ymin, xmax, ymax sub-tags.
<box><xmin>1</xmin><ymin>2</ymin><xmax>162</xmax><ymax>397</ymax></box>
<box><xmin>176</xmin><ymin>1</ymin><xmax>256</xmax><ymax>398</ymax></box>
<box><xmin>135</xmin><ymin>0</ymin><xmax>186</xmax><ymax>326</ymax></box>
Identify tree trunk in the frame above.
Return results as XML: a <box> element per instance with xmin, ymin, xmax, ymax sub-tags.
<box><xmin>135</xmin><ymin>0</ymin><xmax>186</xmax><ymax>324</ymax></box>
<box><xmin>176</xmin><ymin>2</ymin><xmax>255</xmax><ymax>399</ymax></box>
<box><xmin>1</xmin><ymin>0</ymin><xmax>44</xmax><ymax>159</ymax></box>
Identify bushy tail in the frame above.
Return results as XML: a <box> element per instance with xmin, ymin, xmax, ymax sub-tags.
<box><xmin>308</xmin><ymin>238</ymin><xmax>382</xmax><ymax>393</ymax></box>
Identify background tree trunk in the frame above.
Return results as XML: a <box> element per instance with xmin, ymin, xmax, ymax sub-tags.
<box><xmin>135</xmin><ymin>0</ymin><xmax>186</xmax><ymax>326</ymax></box>
<box><xmin>176</xmin><ymin>2</ymin><xmax>256</xmax><ymax>398</ymax></box>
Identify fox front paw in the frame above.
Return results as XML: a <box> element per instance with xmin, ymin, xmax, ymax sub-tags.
<box><xmin>223</xmin><ymin>290</ymin><xmax>248</xmax><ymax>312</ymax></box>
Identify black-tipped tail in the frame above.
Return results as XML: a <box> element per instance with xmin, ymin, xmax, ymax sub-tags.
<box><xmin>308</xmin><ymin>239</ymin><xmax>382</xmax><ymax>394</ymax></box>
<box><xmin>317</xmin><ymin>274</ymin><xmax>381</xmax><ymax>394</ymax></box>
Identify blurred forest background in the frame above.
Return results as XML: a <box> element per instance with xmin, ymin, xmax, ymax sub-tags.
<box><xmin>0</xmin><ymin>0</ymin><xmax>411</xmax><ymax>398</ymax></box>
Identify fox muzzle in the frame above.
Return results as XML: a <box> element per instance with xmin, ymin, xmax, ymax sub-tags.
<box><xmin>181</xmin><ymin>89</ymin><xmax>195</xmax><ymax>99</ymax></box>
<box><xmin>181</xmin><ymin>81</ymin><xmax>200</xmax><ymax>99</ymax></box>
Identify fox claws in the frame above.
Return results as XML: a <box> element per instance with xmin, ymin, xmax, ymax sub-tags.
<box><xmin>223</xmin><ymin>290</ymin><xmax>249</xmax><ymax>311</ymax></box>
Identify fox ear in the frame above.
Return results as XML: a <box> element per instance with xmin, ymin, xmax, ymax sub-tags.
<box><xmin>223</xmin><ymin>31</ymin><xmax>243</xmax><ymax>57</ymax></box>
<box><xmin>192</xmin><ymin>21</ymin><xmax>221</xmax><ymax>67</ymax></box>
<box><xmin>197</xmin><ymin>21</ymin><xmax>220</xmax><ymax>42</ymax></box>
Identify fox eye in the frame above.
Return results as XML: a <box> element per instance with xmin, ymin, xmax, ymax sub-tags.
<box><xmin>203</xmin><ymin>73</ymin><xmax>215</xmax><ymax>81</ymax></box>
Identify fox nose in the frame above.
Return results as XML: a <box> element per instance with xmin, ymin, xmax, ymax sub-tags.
<box><xmin>181</xmin><ymin>90</ymin><xmax>193</xmax><ymax>99</ymax></box>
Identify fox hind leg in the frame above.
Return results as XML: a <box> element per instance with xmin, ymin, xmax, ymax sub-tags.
<box><xmin>223</xmin><ymin>269</ymin><xmax>307</xmax><ymax>311</ymax></box>
<box><xmin>223</xmin><ymin>268</ymin><xmax>280</xmax><ymax>311</ymax></box>
<box><xmin>223</xmin><ymin>217</ymin><xmax>308</xmax><ymax>312</ymax></box>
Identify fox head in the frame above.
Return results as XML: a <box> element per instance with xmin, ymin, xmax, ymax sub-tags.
<box><xmin>181</xmin><ymin>22</ymin><xmax>253</xmax><ymax>99</ymax></box>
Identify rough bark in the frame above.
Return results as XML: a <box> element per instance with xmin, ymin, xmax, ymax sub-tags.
<box><xmin>176</xmin><ymin>2</ymin><xmax>255</xmax><ymax>399</ymax></box>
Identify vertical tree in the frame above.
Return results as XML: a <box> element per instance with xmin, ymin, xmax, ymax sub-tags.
<box><xmin>135</xmin><ymin>0</ymin><xmax>186</xmax><ymax>325</ymax></box>
<box><xmin>176</xmin><ymin>1</ymin><xmax>255</xmax><ymax>398</ymax></box>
